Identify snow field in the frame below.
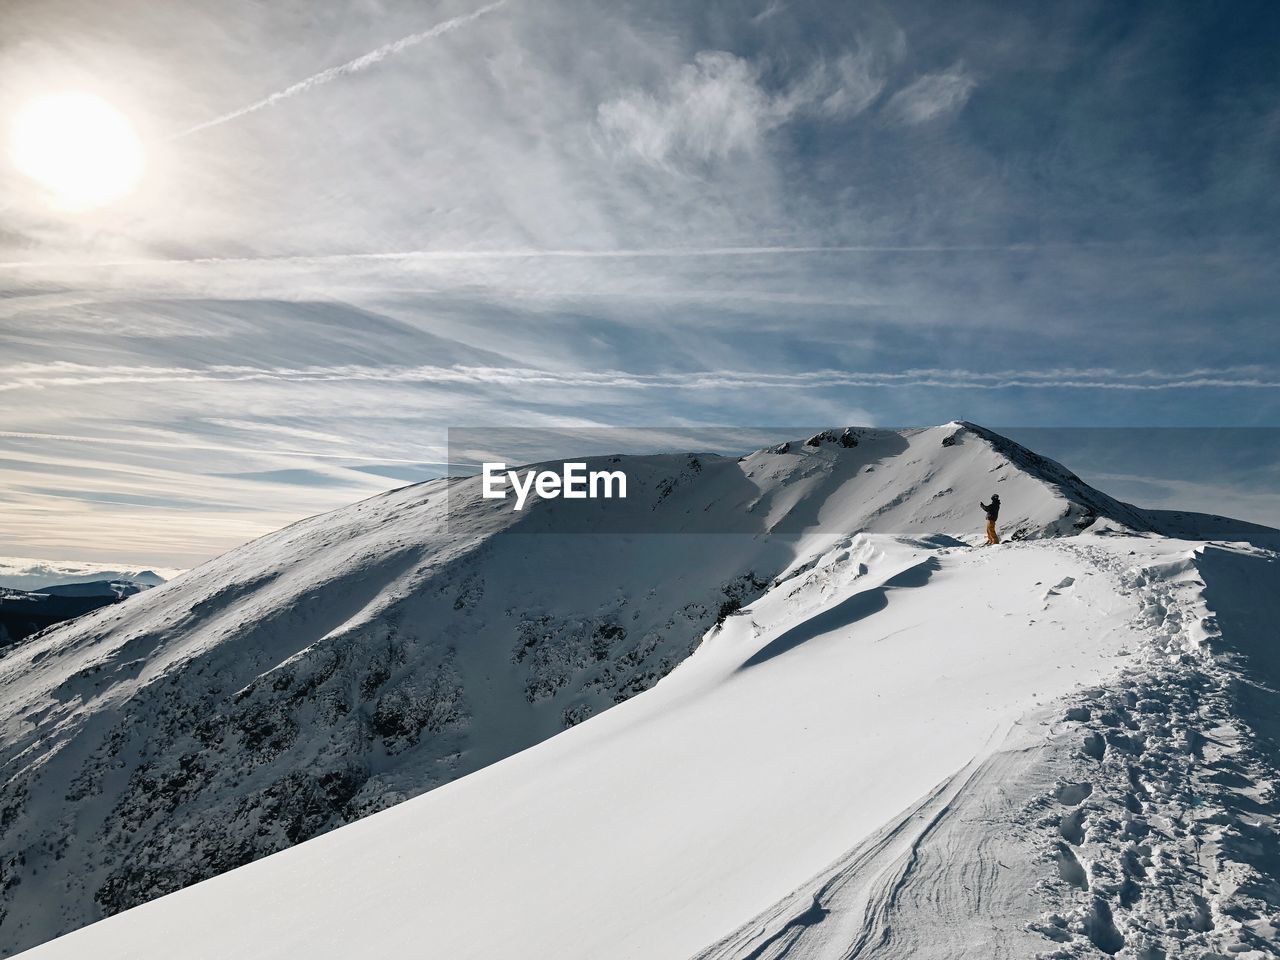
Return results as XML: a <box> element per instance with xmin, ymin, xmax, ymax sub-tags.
<box><xmin>21</xmin><ymin>534</ymin><xmax>1150</xmax><ymax>960</ymax></box>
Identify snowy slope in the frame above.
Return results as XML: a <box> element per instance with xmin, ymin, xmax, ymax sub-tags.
<box><xmin>2</xmin><ymin>424</ymin><xmax>1275</xmax><ymax>956</ymax></box>
<box><xmin>20</xmin><ymin>531</ymin><xmax>1280</xmax><ymax>960</ymax></box>
<box><xmin>695</xmin><ymin>536</ymin><xmax>1280</xmax><ymax>960</ymax></box>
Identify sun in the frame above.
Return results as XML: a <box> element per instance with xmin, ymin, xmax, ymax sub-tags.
<box><xmin>8</xmin><ymin>93</ymin><xmax>146</xmax><ymax>211</ymax></box>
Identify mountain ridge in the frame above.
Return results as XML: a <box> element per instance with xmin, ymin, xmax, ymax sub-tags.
<box><xmin>24</xmin><ymin>529</ymin><xmax>1278</xmax><ymax>960</ymax></box>
<box><xmin>0</xmin><ymin>422</ymin><xmax>1272</xmax><ymax>954</ymax></box>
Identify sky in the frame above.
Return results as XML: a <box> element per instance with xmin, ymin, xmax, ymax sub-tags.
<box><xmin>1</xmin><ymin>0</ymin><xmax>1278</xmax><ymax>568</ymax></box>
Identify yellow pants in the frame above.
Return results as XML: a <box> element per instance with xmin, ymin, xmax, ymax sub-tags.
<box><xmin>986</xmin><ymin>520</ymin><xmax>1000</xmax><ymax>545</ymax></box>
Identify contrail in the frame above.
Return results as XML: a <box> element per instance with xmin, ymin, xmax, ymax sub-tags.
<box><xmin>0</xmin><ymin>242</ymin><xmax>1094</xmax><ymax>270</ymax></box>
<box><xmin>1</xmin><ymin>362</ymin><xmax>1275</xmax><ymax>393</ymax></box>
<box><xmin>0</xmin><ymin>429</ymin><xmax>438</xmax><ymax>464</ymax></box>
<box><xmin>173</xmin><ymin>1</ymin><xmax>507</xmax><ymax>139</ymax></box>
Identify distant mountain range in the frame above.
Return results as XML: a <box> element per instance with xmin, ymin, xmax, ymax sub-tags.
<box><xmin>0</xmin><ymin>559</ymin><xmax>171</xmax><ymax>593</ymax></box>
<box><xmin>0</xmin><ymin>578</ymin><xmax>160</xmax><ymax>651</ymax></box>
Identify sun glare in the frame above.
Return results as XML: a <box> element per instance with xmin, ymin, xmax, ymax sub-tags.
<box><xmin>8</xmin><ymin>92</ymin><xmax>146</xmax><ymax>210</ymax></box>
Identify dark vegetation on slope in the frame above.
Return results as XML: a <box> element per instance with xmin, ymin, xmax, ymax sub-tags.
<box><xmin>2</xmin><ymin>424</ymin><xmax>1272</xmax><ymax>954</ymax></box>
<box><xmin>0</xmin><ymin>583</ymin><xmax>148</xmax><ymax>651</ymax></box>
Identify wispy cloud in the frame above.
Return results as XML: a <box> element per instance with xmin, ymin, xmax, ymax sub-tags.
<box><xmin>598</xmin><ymin>41</ymin><xmax>897</xmax><ymax>168</ymax></box>
<box><xmin>2</xmin><ymin>361</ymin><xmax>1275</xmax><ymax>394</ymax></box>
<box><xmin>1</xmin><ymin>0</ymin><xmax>1278</xmax><ymax>565</ymax></box>
<box><xmin>0</xmin><ymin>429</ymin><xmax>436</xmax><ymax>462</ymax></box>
<box><xmin>750</xmin><ymin>2</ymin><xmax>788</xmax><ymax>26</ymax></box>
<box><xmin>173</xmin><ymin>1</ymin><xmax>509</xmax><ymax>138</ymax></box>
<box><xmin>599</xmin><ymin>52</ymin><xmax>779</xmax><ymax>166</ymax></box>
<box><xmin>886</xmin><ymin>62</ymin><xmax>976</xmax><ymax>124</ymax></box>
<box><xmin>0</xmin><ymin>556</ymin><xmax>188</xmax><ymax>588</ymax></box>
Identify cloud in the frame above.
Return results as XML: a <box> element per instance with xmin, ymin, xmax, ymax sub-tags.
<box><xmin>0</xmin><ymin>428</ymin><xmax>435</xmax><ymax>462</ymax></box>
<box><xmin>0</xmin><ymin>241</ymin><xmax>1057</xmax><ymax>271</ymax></box>
<box><xmin>598</xmin><ymin>52</ymin><xmax>779</xmax><ymax>166</ymax></box>
<box><xmin>805</xmin><ymin>50</ymin><xmax>890</xmax><ymax>119</ymax></box>
<box><xmin>751</xmin><ymin>2</ymin><xmax>787</xmax><ymax>25</ymax></box>
<box><xmin>1</xmin><ymin>0</ymin><xmax>1278</xmax><ymax>566</ymax></box>
<box><xmin>173</xmin><ymin>1</ymin><xmax>509</xmax><ymax>138</ymax></box>
<box><xmin>2</xmin><ymin>361</ymin><xmax>1274</xmax><ymax>394</ymax></box>
<box><xmin>886</xmin><ymin>63</ymin><xmax>976</xmax><ymax>124</ymax></box>
<box><xmin>597</xmin><ymin>43</ymin><xmax>894</xmax><ymax>168</ymax></box>
<box><xmin>0</xmin><ymin>556</ymin><xmax>187</xmax><ymax>588</ymax></box>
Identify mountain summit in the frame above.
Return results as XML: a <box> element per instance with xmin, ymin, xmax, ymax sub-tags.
<box><xmin>1</xmin><ymin>424</ymin><xmax>1275</xmax><ymax>957</ymax></box>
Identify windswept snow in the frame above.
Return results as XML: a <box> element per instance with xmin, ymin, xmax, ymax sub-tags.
<box><xmin>16</xmin><ymin>535</ymin><xmax>1181</xmax><ymax>959</ymax></box>
<box><xmin>3</xmin><ymin>424</ymin><xmax>1278</xmax><ymax>959</ymax></box>
<box><xmin>697</xmin><ymin>537</ymin><xmax>1280</xmax><ymax>960</ymax></box>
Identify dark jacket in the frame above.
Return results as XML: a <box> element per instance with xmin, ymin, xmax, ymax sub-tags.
<box><xmin>981</xmin><ymin>499</ymin><xmax>1000</xmax><ymax>521</ymax></box>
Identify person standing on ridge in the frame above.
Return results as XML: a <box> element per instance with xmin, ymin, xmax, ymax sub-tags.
<box><xmin>980</xmin><ymin>494</ymin><xmax>1001</xmax><ymax>545</ymax></box>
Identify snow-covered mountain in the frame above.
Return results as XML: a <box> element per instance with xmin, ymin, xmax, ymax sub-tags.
<box><xmin>0</xmin><ymin>587</ymin><xmax>144</xmax><ymax>652</ymax></box>
<box><xmin>3</xmin><ymin>423</ymin><xmax>1277</xmax><ymax>958</ymax></box>
<box><xmin>33</xmin><ymin>580</ymin><xmax>154</xmax><ymax>600</ymax></box>
<box><xmin>0</xmin><ymin>560</ymin><xmax>170</xmax><ymax>593</ymax></box>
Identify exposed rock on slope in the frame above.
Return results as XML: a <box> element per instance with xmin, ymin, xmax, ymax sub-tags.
<box><xmin>0</xmin><ymin>423</ymin><xmax>1262</xmax><ymax>954</ymax></box>
<box><xmin>0</xmin><ymin>587</ymin><xmax>142</xmax><ymax>652</ymax></box>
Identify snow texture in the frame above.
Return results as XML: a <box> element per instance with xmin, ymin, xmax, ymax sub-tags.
<box><xmin>4</xmin><ymin>423</ymin><xmax>1278</xmax><ymax>959</ymax></box>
